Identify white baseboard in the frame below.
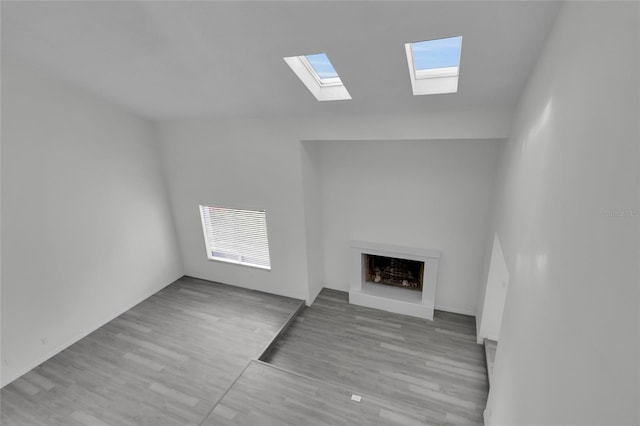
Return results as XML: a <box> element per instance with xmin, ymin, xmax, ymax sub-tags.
<box><xmin>1</xmin><ymin>275</ymin><xmax>181</xmax><ymax>388</ymax></box>
<box><xmin>306</xmin><ymin>284</ymin><xmax>323</xmax><ymax>306</ymax></box>
<box><xmin>476</xmin><ymin>332</ymin><xmax>500</xmax><ymax>345</ymax></box>
<box><xmin>434</xmin><ymin>303</ymin><xmax>476</xmax><ymax>317</ymax></box>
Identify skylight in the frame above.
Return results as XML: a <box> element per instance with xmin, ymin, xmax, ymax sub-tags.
<box><xmin>411</xmin><ymin>36</ymin><xmax>462</xmax><ymax>72</ymax></box>
<box><xmin>304</xmin><ymin>53</ymin><xmax>339</xmax><ymax>79</ymax></box>
<box><xmin>405</xmin><ymin>36</ymin><xmax>463</xmax><ymax>95</ymax></box>
<box><xmin>284</xmin><ymin>53</ymin><xmax>351</xmax><ymax>101</ymax></box>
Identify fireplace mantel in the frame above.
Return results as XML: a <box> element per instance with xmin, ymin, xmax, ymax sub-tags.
<box><xmin>349</xmin><ymin>241</ymin><xmax>440</xmax><ymax>320</ymax></box>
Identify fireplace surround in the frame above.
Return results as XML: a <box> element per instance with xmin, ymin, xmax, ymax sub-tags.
<box><xmin>349</xmin><ymin>241</ymin><xmax>440</xmax><ymax>320</ymax></box>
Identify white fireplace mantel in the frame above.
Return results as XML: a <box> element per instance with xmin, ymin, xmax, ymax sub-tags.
<box><xmin>349</xmin><ymin>240</ymin><xmax>440</xmax><ymax>320</ymax></box>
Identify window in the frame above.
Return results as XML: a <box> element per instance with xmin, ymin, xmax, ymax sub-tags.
<box><xmin>405</xmin><ymin>36</ymin><xmax>463</xmax><ymax>95</ymax></box>
<box><xmin>199</xmin><ymin>205</ymin><xmax>271</xmax><ymax>270</ymax></box>
<box><xmin>302</xmin><ymin>53</ymin><xmax>341</xmax><ymax>85</ymax></box>
<box><xmin>284</xmin><ymin>52</ymin><xmax>351</xmax><ymax>101</ymax></box>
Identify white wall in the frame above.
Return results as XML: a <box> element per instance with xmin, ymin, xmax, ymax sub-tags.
<box><xmin>157</xmin><ymin>120</ymin><xmax>312</xmax><ymax>302</ymax></box>
<box><xmin>158</xmin><ymin>110</ymin><xmax>511</xmax><ymax>305</ymax></box>
<box><xmin>1</xmin><ymin>58</ymin><xmax>183</xmax><ymax>387</ymax></box>
<box><xmin>485</xmin><ymin>2</ymin><xmax>639</xmax><ymax>425</ymax></box>
<box><xmin>477</xmin><ymin>233</ymin><xmax>509</xmax><ymax>342</ymax></box>
<box><xmin>300</xmin><ymin>142</ymin><xmax>325</xmax><ymax>305</ymax></box>
<box><xmin>315</xmin><ymin>139</ymin><xmax>502</xmax><ymax>315</ymax></box>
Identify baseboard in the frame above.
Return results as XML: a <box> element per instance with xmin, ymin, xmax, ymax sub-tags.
<box><xmin>306</xmin><ymin>284</ymin><xmax>323</xmax><ymax>307</ymax></box>
<box><xmin>476</xmin><ymin>332</ymin><xmax>500</xmax><ymax>345</ymax></box>
<box><xmin>434</xmin><ymin>303</ymin><xmax>477</xmax><ymax>317</ymax></box>
<box><xmin>1</xmin><ymin>274</ymin><xmax>181</xmax><ymax>388</ymax></box>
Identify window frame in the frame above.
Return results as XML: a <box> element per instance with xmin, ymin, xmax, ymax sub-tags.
<box><xmin>300</xmin><ymin>55</ymin><xmax>343</xmax><ymax>87</ymax></box>
<box><xmin>198</xmin><ymin>205</ymin><xmax>272</xmax><ymax>271</ymax></box>
<box><xmin>283</xmin><ymin>53</ymin><xmax>352</xmax><ymax>101</ymax></box>
<box><xmin>405</xmin><ymin>36</ymin><xmax>463</xmax><ymax>96</ymax></box>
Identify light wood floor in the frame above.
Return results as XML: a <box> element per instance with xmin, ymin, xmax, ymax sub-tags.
<box><xmin>264</xmin><ymin>289</ymin><xmax>488</xmax><ymax>425</ymax></box>
<box><xmin>205</xmin><ymin>359</ymin><xmax>467</xmax><ymax>426</ymax></box>
<box><xmin>2</xmin><ymin>283</ymin><xmax>488</xmax><ymax>425</ymax></box>
<box><xmin>0</xmin><ymin>277</ymin><xmax>303</xmax><ymax>426</ymax></box>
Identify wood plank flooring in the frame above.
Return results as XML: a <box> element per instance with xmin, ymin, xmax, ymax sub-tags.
<box><xmin>204</xmin><ymin>360</ymin><xmax>464</xmax><ymax>426</ymax></box>
<box><xmin>0</xmin><ymin>277</ymin><xmax>303</xmax><ymax>426</ymax></box>
<box><xmin>2</xmin><ymin>284</ymin><xmax>488</xmax><ymax>425</ymax></box>
<box><xmin>264</xmin><ymin>289</ymin><xmax>488</xmax><ymax>425</ymax></box>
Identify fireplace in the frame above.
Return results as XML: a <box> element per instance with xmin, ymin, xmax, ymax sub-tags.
<box><xmin>364</xmin><ymin>254</ymin><xmax>424</xmax><ymax>291</ymax></box>
<box><xmin>349</xmin><ymin>241</ymin><xmax>440</xmax><ymax>320</ymax></box>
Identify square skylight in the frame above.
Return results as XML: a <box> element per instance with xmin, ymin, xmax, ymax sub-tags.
<box><xmin>411</xmin><ymin>36</ymin><xmax>462</xmax><ymax>72</ymax></box>
<box><xmin>284</xmin><ymin>52</ymin><xmax>351</xmax><ymax>101</ymax></box>
<box><xmin>405</xmin><ymin>36</ymin><xmax>463</xmax><ymax>95</ymax></box>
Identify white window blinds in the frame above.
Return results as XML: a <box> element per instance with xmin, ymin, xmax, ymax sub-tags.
<box><xmin>199</xmin><ymin>205</ymin><xmax>271</xmax><ymax>270</ymax></box>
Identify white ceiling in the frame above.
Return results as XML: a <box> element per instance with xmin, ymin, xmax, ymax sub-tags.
<box><xmin>1</xmin><ymin>1</ymin><xmax>561</xmax><ymax>121</ymax></box>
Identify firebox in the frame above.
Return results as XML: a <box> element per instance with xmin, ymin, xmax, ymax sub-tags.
<box><xmin>364</xmin><ymin>254</ymin><xmax>424</xmax><ymax>291</ymax></box>
<box><xmin>350</xmin><ymin>241</ymin><xmax>440</xmax><ymax>320</ymax></box>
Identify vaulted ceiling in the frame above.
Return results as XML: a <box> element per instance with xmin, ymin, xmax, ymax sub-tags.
<box><xmin>1</xmin><ymin>1</ymin><xmax>561</xmax><ymax>120</ymax></box>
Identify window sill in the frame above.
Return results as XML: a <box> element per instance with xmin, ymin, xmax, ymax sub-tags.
<box><xmin>206</xmin><ymin>256</ymin><xmax>271</xmax><ymax>271</ymax></box>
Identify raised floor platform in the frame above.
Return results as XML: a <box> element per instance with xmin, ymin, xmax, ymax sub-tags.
<box><xmin>0</xmin><ymin>276</ymin><xmax>304</xmax><ymax>426</ymax></box>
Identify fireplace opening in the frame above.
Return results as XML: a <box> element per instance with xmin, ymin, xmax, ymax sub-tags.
<box><xmin>364</xmin><ymin>254</ymin><xmax>424</xmax><ymax>291</ymax></box>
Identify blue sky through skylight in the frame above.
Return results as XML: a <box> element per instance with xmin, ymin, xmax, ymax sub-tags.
<box><xmin>304</xmin><ymin>53</ymin><xmax>339</xmax><ymax>80</ymax></box>
<box><xmin>411</xmin><ymin>36</ymin><xmax>462</xmax><ymax>71</ymax></box>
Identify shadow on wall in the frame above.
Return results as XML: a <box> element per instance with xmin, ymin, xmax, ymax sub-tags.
<box><xmin>478</xmin><ymin>233</ymin><xmax>509</xmax><ymax>343</ymax></box>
